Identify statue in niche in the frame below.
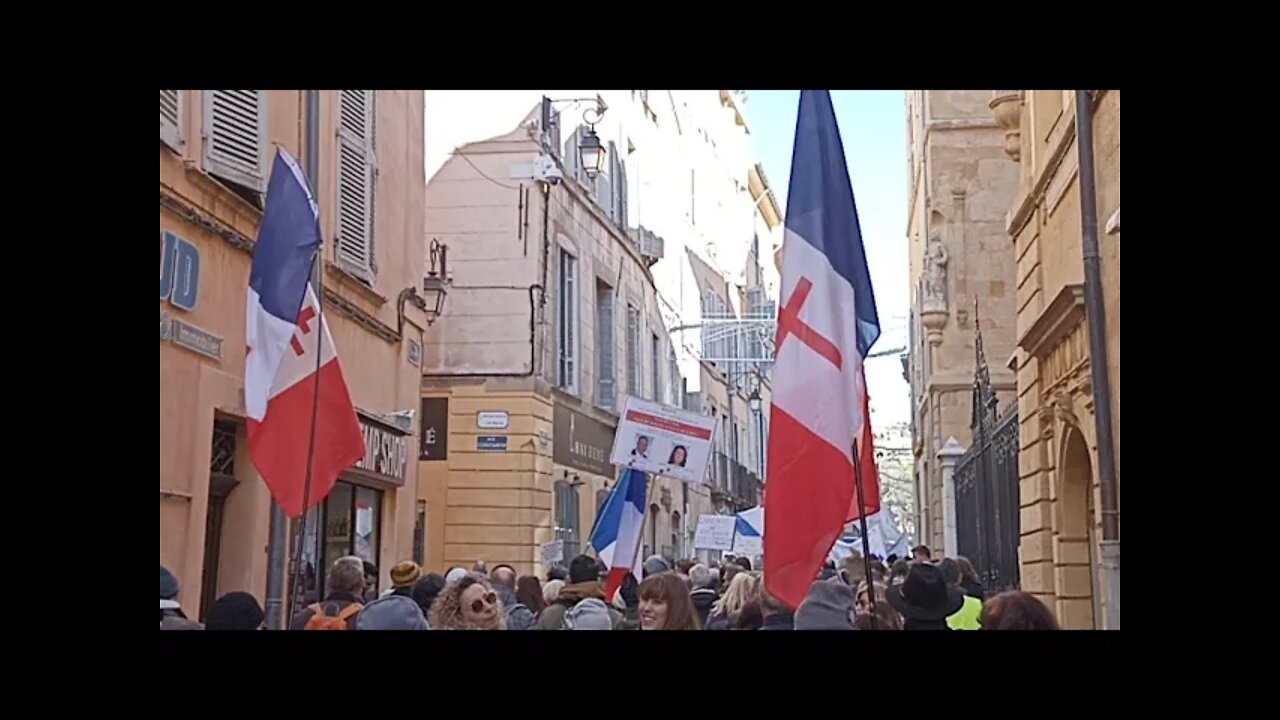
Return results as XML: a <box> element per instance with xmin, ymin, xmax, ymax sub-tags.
<box><xmin>922</xmin><ymin>235</ymin><xmax>949</xmax><ymax>311</ymax></box>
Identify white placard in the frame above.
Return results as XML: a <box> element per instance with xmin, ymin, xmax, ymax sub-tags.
<box><xmin>609</xmin><ymin>396</ymin><xmax>717</xmax><ymax>484</ymax></box>
<box><xmin>732</xmin><ymin>533</ymin><xmax>762</xmax><ymax>558</ymax></box>
<box><xmin>693</xmin><ymin>515</ymin><xmax>737</xmax><ymax>550</ymax></box>
<box><xmin>477</xmin><ymin>411</ymin><xmax>510</xmax><ymax>429</ymax></box>
<box><xmin>539</xmin><ymin>539</ymin><xmax>565</xmax><ymax>565</ymax></box>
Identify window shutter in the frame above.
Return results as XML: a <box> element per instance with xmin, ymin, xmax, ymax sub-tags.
<box><xmin>615</xmin><ymin>155</ymin><xmax>628</xmax><ymax>228</ymax></box>
<box><xmin>203</xmin><ymin>91</ymin><xmax>267</xmax><ymax>192</ymax></box>
<box><xmin>337</xmin><ymin>90</ymin><xmax>376</xmax><ymax>283</ymax></box>
<box><xmin>597</xmin><ymin>287</ymin><xmax>615</xmax><ymax>411</ymax></box>
<box><xmin>160</xmin><ymin>90</ymin><xmax>183</xmax><ymax>151</ymax></box>
<box><xmin>563</xmin><ymin>127</ymin><xmax>584</xmax><ymax>185</ymax></box>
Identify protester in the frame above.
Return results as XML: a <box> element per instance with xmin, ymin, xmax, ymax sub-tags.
<box><xmin>362</xmin><ymin>561</ymin><xmax>379</xmax><ymax>602</ymax></box>
<box><xmin>547</xmin><ymin>564</ymin><xmax>569</xmax><ymax>582</ymax></box>
<box><xmin>819</xmin><ymin>559</ymin><xmax>838</xmax><ymax>581</ymax></box>
<box><xmin>706</xmin><ymin>570</ymin><xmax>760</xmax><ymax>630</ymax></box>
<box><xmin>677</xmin><ymin>559</ymin><xmax>696</xmax><ymax>577</ymax></box>
<box><xmin>869</xmin><ymin>559</ymin><xmax>888</xmax><ymax>584</ymax></box>
<box><xmin>911</xmin><ymin>545</ymin><xmax>933</xmax><ymax>563</ymax></box>
<box><xmin>939</xmin><ymin>558</ymin><xmax>983</xmax><ymax>630</ymax></box>
<box><xmin>617</xmin><ymin>572</ymin><xmax>642</xmax><ymax>630</ymax></box>
<box><xmin>638</xmin><ymin>572</ymin><xmax>701</xmax><ymax>630</ymax></box>
<box><xmin>956</xmin><ymin>556</ymin><xmax>985</xmax><ymax>600</ymax></box>
<box><xmin>516</xmin><ymin>575</ymin><xmax>547</xmax><ymax>618</ymax></box>
<box><xmin>759</xmin><ymin>586</ymin><xmax>795</xmax><ymax>630</ymax></box>
<box><xmin>472</xmin><ymin>561</ymin><xmax>488</xmax><ymax>575</ymax></box>
<box><xmin>888</xmin><ymin>559</ymin><xmax>911</xmax><ymax>587</ymax></box>
<box><xmin>430</xmin><ymin>574</ymin><xmax>505</xmax><ymax>630</ymax></box>
<box><xmin>205</xmin><ymin>591</ymin><xmax>265</xmax><ymax>631</ymax></box>
<box><xmin>291</xmin><ymin>558</ymin><xmax>366</xmax><ymax>630</ymax></box>
<box><xmin>358</xmin><ymin>594</ymin><xmax>429</xmax><ymax>630</ymax></box>
<box><xmin>642</xmin><ymin>554</ymin><xmax>672</xmax><ymax>578</ymax></box>
<box><xmin>490</xmin><ymin>564</ymin><xmax>535</xmax><ymax>630</ymax></box>
<box><xmin>542</xmin><ymin>579</ymin><xmax>565</xmax><ymax>606</ymax></box>
<box><xmin>688</xmin><ymin>564</ymin><xmax>719</xmax><ymax>627</ymax></box>
<box><xmin>735</xmin><ymin>602</ymin><xmax>764</xmax><ymax>630</ymax></box>
<box><xmin>856</xmin><ymin>581</ymin><xmax>903</xmax><ymax>630</ymax></box>
<box><xmin>723</xmin><ymin>563</ymin><xmax>744</xmax><ymax>588</ymax></box>
<box><xmin>410</xmin><ymin>573</ymin><xmax>447</xmax><ymax>617</ymax></box>
<box><xmin>734</xmin><ymin>556</ymin><xmax>753</xmax><ymax>571</ymax></box>
<box><xmin>536</xmin><ymin>556</ymin><xmax>623</xmax><ymax>630</ymax></box>
<box><xmin>160</xmin><ymin>565</ymin><xmax>204</xmax><ymax>630</ymax></box>
<box><xmin>885</xmin><ymin>553</ymin><xmax>900</xmax><ymax>566</ymax></box>
<box><xmin>388</xmin><ymin>561</ymin><xmax>421</xmax><ymax>599</ymax></box>
<box><xmin>445</xmin><ymin>567</ymin><xmax>469</xmax><ymax>585</ymax></box>
<box><xmin>886</xmin><ymin>562</ymin><xmax>962</xmax><ymax>630</ymax></box>
<box><xmin>833</xmin><ymin>553</ymin><xmax>868</xmax><ymax>589</ymax></box>
<box><xmin>980</xmin><ymin>591</ymin><xmax>1060</xmax><ymax>630</ymax></box>
<box><xmin>794</xmin><ymin>582</ymin><xmax>857</xmax><ymax>630</ymax></box>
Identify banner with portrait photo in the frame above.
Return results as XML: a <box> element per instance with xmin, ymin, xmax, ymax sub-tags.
<box><xmin>608</xmin><ymin>396</ymin><xmax>717</xmax><ymax>484</ymax></box>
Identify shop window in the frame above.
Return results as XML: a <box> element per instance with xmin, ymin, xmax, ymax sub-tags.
<box><xmin>554</xmin><ymin>480</ymin><xmax>581</xmax><ymax>561</ymax></box>
<box><xmin>289</xmin><ymin>480</ymin><xmax>384</xmax><ymax>609</ymax></box>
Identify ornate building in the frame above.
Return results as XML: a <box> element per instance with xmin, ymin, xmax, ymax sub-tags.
<box><xmin>904</xmin><ymin>91</ymin><xmax>1020</xmax><ymax>561</ymax></box>
<box><xmin>991</xmin><ymin>90</ymin><xmax>1120</xmax><ymax>629</ymax></box>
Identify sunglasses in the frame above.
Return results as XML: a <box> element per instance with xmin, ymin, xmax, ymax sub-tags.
<box><xmin>470</xmin><ymin>592</ymin><xmax>497</xmax><ymax>614</ymax></box>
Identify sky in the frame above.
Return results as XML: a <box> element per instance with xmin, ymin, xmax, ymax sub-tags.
<box><xmin>742</xmin><ymin>90</ymin><xmax>912</xmax><ymax>432</ymax></box>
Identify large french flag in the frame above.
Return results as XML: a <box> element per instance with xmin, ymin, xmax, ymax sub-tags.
<box><xmin>590</xmin><ymin>468</ymin><xmax>648</xmax><ymax>602</ymax></box>
<box><xmin>246</xmin><ymin>149</ymin><xmax>365</xmax><ymax>519</ymax></box>
<box><xmin>764</xmin><ymin>91</ymin><xmax>881</xmax><ymax>609</ymax></box>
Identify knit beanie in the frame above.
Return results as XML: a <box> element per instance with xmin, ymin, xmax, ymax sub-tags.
<box><xmin>160</xmin><ymin>565</ymin><xmax>180</xmax><ymax>600</ymax></box>
<box><xmin>205</xmin><ymin>592</ymin><xmax>265</xmax><ymax>631</ymax></box>
<box><xmin>795</xmin><ymin>581</ymin><xmax>857</xmax><ymax>630</ymax></box>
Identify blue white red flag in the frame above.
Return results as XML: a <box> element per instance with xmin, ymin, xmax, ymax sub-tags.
<box><xmin>765</xmin><ymin>91</ymin><xmax>882</xmax><ymax>609</ymax></box>
<box><xmin>245</xmin><ymin>148</ymin><xmax>365</xmax><ymax>519</ymax></box>
<box><xmin>590</xmin><ymin>468</ymin><xmax>648</xmax><ymax>603</ymax></box>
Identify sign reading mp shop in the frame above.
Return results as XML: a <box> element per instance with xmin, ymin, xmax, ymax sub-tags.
<box><xmin>159</xmin><ymin>230</ymin><xmax>224</xmax><ymax>361</ymax></box>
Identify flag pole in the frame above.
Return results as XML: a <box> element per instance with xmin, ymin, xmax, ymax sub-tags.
<box><xmin>851</xmin><ymin>439</ymin><xmax>878</xmax><ymax>628</ymax></box>
<box><xmin>285</xmin><ymin>88</ymin><xmax>327</xmax><ymax>623</ymax></box>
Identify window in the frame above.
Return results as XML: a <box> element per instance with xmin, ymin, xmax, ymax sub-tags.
<box><xmin>413</xmin><ymin>501</ymin><xmax>426</xmax><ymax>566</ymax></box>
<box><xmin>554</xmin><ymin>480</ymin><xmax>581</xmax><ymax>560</ymax></box>
<box><xmin>337</xmin><ymin>90</ymin><xmax>377</xmax><ymax>283</ymax></box>
<box><xmin>558</xmin><ymin>249</ymin><xmax>578</xmax><ymax>392</ymax></box>
<box><xmin>160</xmin><ymin>90</ymin><xmax>183</xmax><ymax>152</ymax></box>
<box><xmin>203</xmin><ymin>90</ymin><xmax>267</xmax><ymax>194</ymax></box>
<box><xmin>596</xmin><ymin>281</ymin><xmax>616</xmax><ymax>411</ymax></box>
<box><xmin>651</xmin><ymin>333</ymin><xmax>661</xmax><ymax>401</ymax></box>
<box><xmin>291</xmin><ymin>480</ymin><xmax>385</xmax><ymax>605</ymax></box>
<box><xmin>626</xmin><ymin>304</ymin><xmax>642</xmax><ymax>397</ymax></box>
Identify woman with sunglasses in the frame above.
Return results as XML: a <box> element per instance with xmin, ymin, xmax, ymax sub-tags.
<box><xmin>429</xmin><ymin>574</ymin><xmax>506</xmax><ymax>630</ymax></box>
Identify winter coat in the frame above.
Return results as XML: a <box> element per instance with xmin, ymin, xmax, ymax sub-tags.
<box><xmin>690</xmin><ymin>588</ymin><xmax>718</xmax><ymax>628</ymax></box>
<box><xmin>493</xmin><ymin>584</ymin><xmax>536</xmax><ymax>630</ymax></box>
<box><xmin>289</xmin><ymin>591</ymin><xmax>363</xmax><ymax>630</ymax></box>
<box><xmin>759</xmin><ymin>612</ymin><xmax>795</xmax><ymax>631</ymax></box>
<box><xmin>535</xmin><ymin>581</ymin><xmax>623</xmax><ymax>630</ymax></box>
<box><xmin>160</xmin><ymin>600</ymin><xmax>203</xmax><ymax>630</ymax></box>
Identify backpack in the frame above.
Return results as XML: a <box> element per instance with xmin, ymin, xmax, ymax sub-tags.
<box><xmin>303</xmin><ymin>602</ymin><xmax>362</xmax><ymax>630</ymax></box>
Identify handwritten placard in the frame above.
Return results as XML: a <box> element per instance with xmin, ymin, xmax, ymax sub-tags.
<box><xmin>694</xmin><ymin>515</ymin><xmax>737</xmax><ymax>550</ymax></box>
<box><xmin>539</xmin><ymin>539</ymin><xmax>565</xmax><ymax>565</ymax></box>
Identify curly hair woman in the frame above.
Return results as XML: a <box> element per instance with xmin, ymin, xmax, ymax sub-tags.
<box><xmin>429</xmin><ymin>574</ymin><xmax>506</xmax><ymax>630</ymax></box>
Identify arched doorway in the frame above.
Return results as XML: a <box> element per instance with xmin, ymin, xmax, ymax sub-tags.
<box><xmin>1058</xmin><ymin>427</ymin><xmax>1098</xmax><ymax>629</ymax></box>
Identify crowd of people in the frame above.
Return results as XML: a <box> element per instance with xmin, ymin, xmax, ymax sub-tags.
<box><xmin>160</xmin><ymin>543</ymin><xmax>1063</xmax><ymax>631</ymax></box>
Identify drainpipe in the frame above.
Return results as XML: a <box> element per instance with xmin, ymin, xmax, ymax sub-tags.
<box><xmin>1074</xmin><ymin>90</ymin><xmax>1120</xmax><ymax>630</ymax></box>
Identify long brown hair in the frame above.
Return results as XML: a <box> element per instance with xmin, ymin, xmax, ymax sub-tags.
<box><xmin>638</xmin><ymin>573</ymin><xmax>701</xmax><ymax>630</ymax></box>
<box><xmin>516</xmin><ymin>575</ymin><xmax>546</xmax><ymax>615</ymax></box>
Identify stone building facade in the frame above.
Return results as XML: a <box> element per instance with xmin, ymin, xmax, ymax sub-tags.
<box><xmin>991</xmin><ymin>90</ymin><xmax>1120</xmax><ymax>629</ymax></box>
<box><xmin>904</xmin><ymin>91</ymin><xmax>1020</xmax><ymax>556</ymax></box>
<box><xmin>160</xmin><ymin>90</ymin><xmax>429</xmax><ymax>619</ymax></box>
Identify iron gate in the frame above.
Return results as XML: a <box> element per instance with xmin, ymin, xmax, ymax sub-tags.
<box><xmin>953</xmin><ymin>318</ymin><xmax>1021</xmax><ymax>595</ymax></box>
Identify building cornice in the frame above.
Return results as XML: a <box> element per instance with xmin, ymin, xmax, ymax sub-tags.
<box><xmin>1018</xmin><ymin>283</ymin><xmax>1086</xmax><ymax>359</ymax></box>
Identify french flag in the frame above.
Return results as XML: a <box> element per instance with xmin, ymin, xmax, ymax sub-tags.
<box><xmin>764</xmin><ymin>91</ymin><xmax>881</xmax><ymax>609</ymax></box>
<box><xmin>590</xmin><ymin>468</ymin><xmax>648</xmax><ymax>602</ymax></box>
<box><xmin>246</xmin><ymin>149</ymin><xmax>365</xmax><ymax>519</ymax></box>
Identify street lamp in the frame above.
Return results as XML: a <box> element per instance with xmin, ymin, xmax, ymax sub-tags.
<box><xmin>747</xmin><ymin>386</ymin><xmax>762</xmax><ymax>414</ymax></box>
<box><xmin>578</xmin><ymin>128</ymin><xmax>606</xmax><ymax>180</ymax></box>
<box><xmin>422</xmin><ymin>238</ymin><xmax>449</xmax><ymax>325</ymax></box>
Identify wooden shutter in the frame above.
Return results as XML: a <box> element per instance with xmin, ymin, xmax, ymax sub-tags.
<box><xmin>563</xmin><ymin>127</ymin><xmax>583</xmax><ymax>185</ymax></box>
<box><xmin>203</xmin><ymin>91</ymin><xmax>267</xmax><ymax>192</ymax></box>
<box><xmin>160</xmin><ymin>90</ymin><xmax>183</xmax><ymax>151</ymax></box>
<box><xmin>597</xmin><ymin>285</ymin><xmax>616</xmax><ymax>411</ymax></box>
<box><xmin>337</xmin><ymin>90</ymin><xmax>376</xmax><ymax>282</ymax></box>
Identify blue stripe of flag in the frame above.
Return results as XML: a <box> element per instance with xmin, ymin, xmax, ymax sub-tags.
<box><xmin>250</xmin><ymin>150</ymin><xmax>322</xmax><ymax>323</ymax></box>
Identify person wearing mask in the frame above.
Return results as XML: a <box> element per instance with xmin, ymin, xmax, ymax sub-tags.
<box><xmin>758</xmin><ymin>586</ymin><xmax>795</xmax><ymax>630</ymax></box>
<box><xmin>489</xmin><ymin>564</ymin><xmax>536</xmax><ymax>630</ymax></box>
<box><xmin>535</xmin><ymin>555</ymin><xmax>623</xmax><ymax>630</ymax></box>
<box><xmin>205</xmin><ymin>591</ymin><xmax>265</xmax><ymax>631</ymax></box>
<box><xmin>794</xmin><ymin>582</ymin><xmax>857</xmax><ymax>630</ymax></box>
<box><xmin>410</xmin><ymin>573</ymin><xmax>447</xmax><ymax>618</ymax></box>
<box><xmin>687</xmin><ymin>564</ymin><xmax>719</xmax><ymax>627</ymax></box>
<box><xmin>291</xmin><ymin>558</ymin><xmax>366</xmax><ymax>630</ymax></box>
<box><xmin>638</xmin><ymin>572</ymin><xmax>701</xmax><ymax>630</ymax></box>
<box><xmin>429</xmin><ymin>574</ymin><xmax>505</xmax><ymax>630</ymax></box>
<box><xmin>939</xmin><ymin>558</ymin><xmax>983</xmax><ymax>630</ymax></box>
<box><xmin>159</xmin><ymin>565</ymin><xmax>203</xmax><ymax>630</ymax></box>
<box><xmin>980</xmin><ymin>591</ymin><xmax>1061</xmax><ymax>630</ymax></box>
<box><xmin>886</xmin><ymin>562</ymin><xmax>963</xmax><ymax>630</ymax></box>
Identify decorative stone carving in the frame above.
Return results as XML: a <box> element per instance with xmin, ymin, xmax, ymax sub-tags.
<box><xmin>989</xmin><ymin>91</ymin><xmax>1022</xmax><ymax>162</ymax></box>
<box><xmin>1038</xmin><ymin>404</ymin><xmax>1056</xmax><ymax>441</ymax></box>
<box><xmin>1052</xmin><ymin>391</ymin><xmax>1079</xmax><ymax>430</ymax></box>
<box><xmin>922</xmin><ymin>235</ymin><xmax>949</xmax><ymax>312</ymax></box>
